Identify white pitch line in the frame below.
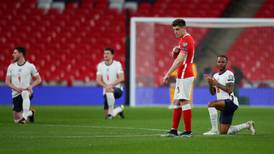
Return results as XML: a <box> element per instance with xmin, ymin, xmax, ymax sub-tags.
<box><xmin>41</xmin><ymin>124</ymin><xmax>167</xmax><ymax>132</ymax></box>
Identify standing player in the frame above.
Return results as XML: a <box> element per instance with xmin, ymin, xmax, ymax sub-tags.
<box><xmin>5</xmin><ymin>47</ymin><xmax>41</xmax><ymax>123</ymax></box>
<box><xmin>203</xmin><ymin>55</ymin><xmax>256</xmax><ymax>135</ymax></box>
<box><xmin>96</xmin><ymin>48</ymin><xmax>125</xmax><ymax>119</ymax></box>
<box><xmin>163</xmin><ymin>19</ymin><xmax>195</xmax><ymax>137</ymax></box>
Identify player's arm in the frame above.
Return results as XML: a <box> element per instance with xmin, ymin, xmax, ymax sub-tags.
<box><xmin>112</xmin><ymin>72</ymin><xmax>124</xmax><ymax>86</ymax></box>
<box><xmin>30</xmin><ymin>74</ymin><xmax>42</xmax><ymax>88</ymax></box>
<box><xmin>5</xmin><ymin>75</ymin><xmax>22</xmax><ymax>93</ymax></box>
<box><xmin>27</xmin><ymin>65</ymin><xmax>42</xmax><ymax>94</ymax></box>
<box><xmin>164</xmin><ymin>52</ymin><xmax>186</xmax><ymax>78</ymax></box>
<box><xmin>212</xmin><ymin>79</ymin><xmax>234</xmax><ymax>95</ymax></box>
<box><xmin>96</xmin><ymin>74</ymin><xmax>106</xmax><ymax>88</ymax></box>
<box><xmin>209</xmin><ymin>83</ymin><xmax>216</xmax><ymax>95</ymax></box>
<box><xmin>205</xmin><ymin>75</ymin><xmax>216</xmax><ymax>95</ymax></box>
<box><xmin>217</xmin><ymin>82</ymin><xmax>234</xmax><ymax>95</ymax></box>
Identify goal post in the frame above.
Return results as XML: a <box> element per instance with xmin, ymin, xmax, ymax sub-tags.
<box><xmin>130</xmin><ymin>17</ymin><xmax>274</xmax><ymax>107</ymax></box>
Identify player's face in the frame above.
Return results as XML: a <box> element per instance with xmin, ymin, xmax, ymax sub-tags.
<box><xmin>173</xmin><ymin>26</ymin><xmax>185</xmax><ymax>38</ymax></box>
<box><xmin>104</xmin><ymin>50</ymin><xmax>113</xmax><ymax>61</ymax></box>
<box><xmin>12</xmin><ymin>50</ymin><xmax>21</xmax><ymax>62</ymax></box>
<box><xmin>217</xmin><ymin>57</ymin><xmax>227</xmax><ymax>71</ymax></box>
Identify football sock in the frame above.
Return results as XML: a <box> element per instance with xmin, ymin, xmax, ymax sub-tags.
<box><xmin>227</xmin><ymin>122</ymin><xmax>249</xmax><ymax>135</ymax></box>
<box><xmin>172</xmin><ymin>107</ymin><xmax>182</xmax><ymax>130</ymax></box>
<box><xmin>208</xmin><ymin>107</ymin><xmax>218</xmax><ymax>131</ymax></box>
<box><xmin>106</xmin><ymin>92</ymin><xmax>115</xmax><ymax>115</ymax></box>
<box><xmin>112</xmin><ymin>106</ymin><xmax>123</xmax><ymax>117</ymax></box>
<box><xmin>182</xmin><ymin>104</ymin><xmax>192</xmax><ymax>132</ymax></box>
<box><xmin>21</xmin><ymin>91</ymin><xmax>32</xmax><ymax>119</ymax></box>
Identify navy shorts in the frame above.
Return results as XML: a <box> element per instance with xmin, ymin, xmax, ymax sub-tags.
<box><xmin>12</xmin><ymin>94</ymin><xmax>33</xmax><ymax>112</ymax></box>
<box><xmin>220</xmin><ymin>99</ymin><xmax>238</xmax><ymax>125</ymax></box>
<box><xmin>104</xmin><ymin>88</ymin><xmax>123</xmax><ymax>109</ymax></box>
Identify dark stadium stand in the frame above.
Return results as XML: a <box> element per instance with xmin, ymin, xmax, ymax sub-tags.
<box><xmin>226</xmin><ymin>0</ymin><xmax>274</xmax><ymax>81</ymax></box>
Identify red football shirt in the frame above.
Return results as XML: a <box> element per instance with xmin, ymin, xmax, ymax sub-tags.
<box><xmin>177</xmin><ymin>33</ymin><xmax>195</xmax><ymax>79</ymax></box>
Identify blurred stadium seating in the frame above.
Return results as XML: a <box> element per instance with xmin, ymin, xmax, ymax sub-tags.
<box><xmin>227</xmin><ymin>0</ymin><xmax>274</xmax><ymax>81</ymax></box>
<box><xmin>0</xmin><ymin>0</ymin><xmax>126</xmax><ymax>83</ymax></box>
<box><xmin>0</xmin><ymin>0</ymin><xmax>273</xmax><ymax>85</ymax></box>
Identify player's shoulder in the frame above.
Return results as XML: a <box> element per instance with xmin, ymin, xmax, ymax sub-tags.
<box><xmin>180</xmin><ymin>34</ymin><xmax>194</xmax><ymax>45</ymax></box>
<box><xmin>25</xmin><ymin>61</ymin><xmax>37</xmax><ymax>69</ymax></box>
<box><xmin>213</xmin><ymin>72</ymin><xmax>218</xmax><ymax>78</ymax></box>
<box><xmin>25</xmin><ymin>61</ymin><xmax>35</xmax><ymax>66</ymax></box>
<box><xmin>225</xmin><ymin>70</ymin><xmax>234</xmax><ymax>76</ymax></box>
<box><xmin>113</xmin><ymin>60</ymin><xmax>122</xmax><ymax>65</ymax></box>
<box><xmin>184</xmin><ymin>33</ymin><xmax>194</xmax><ymax>41</ymax></box>
<box><xmin>8</xmin><ymin>62</ymin><xmax>16</xmax><ymax>67</ymax></box>
<box><xmin>97</xmin><ymin>61</ymin><xmax>105</xmax><ymax>67</ymax></box>
<box><xmin>7</xmin><ymin>63</ymin><xmax>16</xmax><ymax>70</ymax></box>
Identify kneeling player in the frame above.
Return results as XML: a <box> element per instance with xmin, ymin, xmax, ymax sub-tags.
<box><xmin>203</xmin><ymin>55</ymin><xmax>255</xmax><ymax>135</ymax></box>
<box><xmin>96</xmin><ymin>48</ymin><xmax>125</xmax><ymax>119</ymax></box>
<box><xmin>5</xmin><ymin>47</ymin><xmax>41</xmax><ymax>123</ymax></box>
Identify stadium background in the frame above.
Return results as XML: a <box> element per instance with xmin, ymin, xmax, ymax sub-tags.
<box><xmin>0</xmin><ymin>0</ymin><xmax>274</xmax><ymax>106</ymax></box>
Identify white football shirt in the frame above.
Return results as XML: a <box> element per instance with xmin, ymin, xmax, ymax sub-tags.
<box><xmin>6</xmin><ymin>61</ymin><xmax>39</xmax><ymax>98</ymax></box>
<box><xmin>96</xmin><ymin>60</ymin><xmax>124</xmax><ymax>93</ymax></box>
<box><xmin>213</xmin><ymin>70</ymin><xmax>239</xmax><ymax>106</ymax></box>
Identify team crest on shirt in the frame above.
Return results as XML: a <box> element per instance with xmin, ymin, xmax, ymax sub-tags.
<box><xmin>182</xmin><ymin>42</ymin><xmax>188</xmax><ymax>47</ymax></box>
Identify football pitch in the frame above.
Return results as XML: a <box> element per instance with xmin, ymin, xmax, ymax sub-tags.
<box><xmin>0</xmin><ymin>105</ymin><xmax>274</xmax><ymax>154</ymax></box>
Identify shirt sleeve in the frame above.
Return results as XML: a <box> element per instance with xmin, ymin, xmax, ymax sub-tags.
<box><xmin>226</xmin><ymin>72</ymin><xmax>235</xmax><ymax>84</ymax></box>
<box><xmin>117</xmin><ymin>62</ymin><xmax>124</xmax><ymax>74</ymax></box>
<box><xmin>31</xmin><ymin>64</ymin><xmax>39</xmax><ymax>76</ymax></box>
<box><xmin>179</xmin><ymin>36</ymin><xmax>194</xmax><ymax>55</ymax></box>
<box><xmin>213</xmin><ymin>74</ymin><xmax>217</xmax><ymax>80</ymax></box>
<box><xmin>96</xmin><ymin>63</ymin><xmax>102</xmax><ymax>75</ymax></box>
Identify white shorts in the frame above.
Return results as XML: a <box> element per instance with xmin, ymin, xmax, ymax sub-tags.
<box><xmin>174</xmin><ymin>77</ymin><xmax>194</xmax><ymax>101</ymax></box>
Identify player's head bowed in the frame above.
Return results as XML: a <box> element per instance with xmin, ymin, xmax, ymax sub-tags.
<box><xmin>172</xmin><ymin>19</ymin><xmax>186</xmax><ymax>38</ymax></box>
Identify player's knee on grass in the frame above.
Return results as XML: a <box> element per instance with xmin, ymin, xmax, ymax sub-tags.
<box><xmin>13</xmin><ymin>112</ymin><xmax>22</xmax><ymax>121</ymax></box>
<box><xmin>220</xmin><ymin>125</ymin><xmax>230</xmax><ymax>134</ymax></box>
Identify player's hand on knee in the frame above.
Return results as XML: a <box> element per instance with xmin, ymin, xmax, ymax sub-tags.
<box><xmin>27</xmin><ymin>86</ymin><xmax>33</xmax><ymax>95</ymax></box>
<box><xmin>15</xmin><ymin>87</ymin><xmax>24</xmax><ymax>93</ymax></box>
<box><xmin>105</xmin><ymin>85</ymin><xmax>114</xmax><ymax>92</ymax></box>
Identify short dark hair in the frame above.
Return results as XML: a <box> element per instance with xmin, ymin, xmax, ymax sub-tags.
<box><xmin>14</xmin><ymin>47</ymin><xmax>26</xmax><ymax>56</ymax></box>
<box><xmin>104</xmin><ymin>48</ymin><xmax>114</xmax><ymax>55</ymax></box>
<box><xmin>172</xmin><ymin>19</ymin><xmax>186</xmax><ymax>27</ymax></box>
<box><xmin>217</xmin><ymin>55</ymin><xmax>228</xmax><ymax>61</ymax></box>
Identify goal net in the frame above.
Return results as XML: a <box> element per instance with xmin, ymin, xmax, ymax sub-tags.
<box><xmin>130</xmin><ymin>17</ymin><xmax>274</xmax><ymax>107</ymax></box>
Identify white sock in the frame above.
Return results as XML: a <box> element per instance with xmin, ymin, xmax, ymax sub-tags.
<box><xmin>21</xmin><ymin>91</ymin><xmax>32</xmax><ymax>119</ymax></box>
<box><xmin>227</xmin><ymin>122</ymin><xmax>249</xmax><ymax>135</ymax></box>
<box><xmin>106</xmin><ymin>92</ymin><xmax>115</xmax><ymax>116</ymax></box>
<box><xmin>208</xmin><ymin>107</ymin><xmax>218</xmax><ymax>131</ymax></box>
<box><xmin>112</xmin><ymin>106</ymin><xmax>123</xmax><ymax>117</ymax></box>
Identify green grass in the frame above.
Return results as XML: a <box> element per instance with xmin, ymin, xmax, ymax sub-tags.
<box><xmin>0</xmin><ymin>105</ymin><xmax>274</xmax><ymax>154</ymax></box>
